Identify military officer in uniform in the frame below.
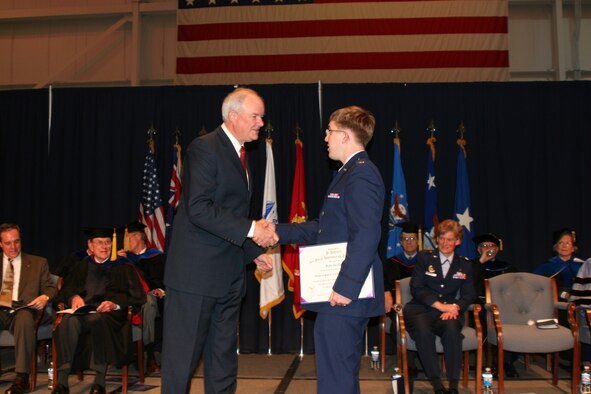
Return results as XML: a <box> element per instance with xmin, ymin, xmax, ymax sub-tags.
<box><xmin>403</xmin><ymin>219</ymin><xmax>476</xmax><ymax>394</ymax></box>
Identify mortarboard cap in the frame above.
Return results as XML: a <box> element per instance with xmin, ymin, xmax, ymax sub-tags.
<box><xmin>395</xmin><ymin>222</ymin><xmax>419</xmax><ymax>234</ymax></box>
<box><xmin>552</xmin><ymin>228</ymin><xmax>576</xmax><ymax>245</ymax></box>
<box><xmin>83</xmin><ymin>227</ymin><xmax>114</xmax><ymax>240</ymax></box>
<box><xmin>126</xmin><ymin>221</ymin><xmax>146</xmax><ymax>234</ymax></box>
<box><xmin>472</xmin><ymin>233</ymin><xmax>503</xmax><ymax>250</ymax></box>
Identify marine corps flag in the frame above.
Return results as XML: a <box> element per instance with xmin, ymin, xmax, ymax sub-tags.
<box><xmin>255</xmin><ymin>138</ymin><xmax>285</xmax><ymax>319</ymax></box>
<box><xmin>423</xmin><ymin>129</ymin><xmax>439</xmax><ymax>250</ymax></box>
<box><xmin>454</xmin><ymin>127</ymin><xmax>476</xmax><ymax>258</ymax></box>
<box><xmin>282</xmin><ymin>138</ymin><xmax>307</xmax><ymax>319</ymax></box>
<box><xmin>387</xmin><ymin>131</ymin><xmax>410</xmax><ymax>259</ymax></box>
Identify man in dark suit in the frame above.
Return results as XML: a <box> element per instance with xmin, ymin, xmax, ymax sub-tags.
<box><xmin>162</xmin><ymin>87</ymin><xmax>275</xmax><ymax>394</ymax></box>
<box><xmin>0</xmin><ymin>223</ymin><xmax>57</xmax><ymax>394</ymax></box>
<box><xmin>404</xmin><ymin>219</ymin><xmax>476</xmax><ymax>394</ymax></box>
<box><xmin>275</xmin><ymin>106</ymin><xmax>385</xmax><ymax>394</ymax></box>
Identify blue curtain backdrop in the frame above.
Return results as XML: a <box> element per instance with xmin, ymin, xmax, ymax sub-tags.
<box><xmin>1</xmin><ymin>81</ymin><xmax>590</xmax><ymax>353</ymax></box>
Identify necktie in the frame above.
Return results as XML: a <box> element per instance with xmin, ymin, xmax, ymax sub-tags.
<box><xmin>0</xmin><ymin>259</ymin><xmax>14</xmax><ymax>307</ymax></box>
<box><xmin>239</xmin><ymin>146</ymin><xmax>247</xmax><ymax>173</ymax></box>
<box><xmin>442</xmin><ymin>259</ymin><xmax>450</xmax><ymax>278</ymax></box>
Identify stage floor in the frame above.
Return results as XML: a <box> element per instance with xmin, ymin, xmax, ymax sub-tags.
<box><xmin>0</xmin><ymin>352</ymin><xmax>573</xmax><ymax>393</ymax></box>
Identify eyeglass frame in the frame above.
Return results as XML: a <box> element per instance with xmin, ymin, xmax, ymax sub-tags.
<box><xmin>325</xmin><ymin>128</ymin><xmax>347</xmax><ymax>136</ymax></box>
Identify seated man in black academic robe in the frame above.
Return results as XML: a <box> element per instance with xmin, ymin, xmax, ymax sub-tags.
<box><xmin>119</xmin><ymin>221</ymin><xmax>166</xmax><ymax>373</ymax></box>
<box><xmin>51</xmin><ymin>227</ymin><xmax>146</xmax><ymax>394</ymax></box>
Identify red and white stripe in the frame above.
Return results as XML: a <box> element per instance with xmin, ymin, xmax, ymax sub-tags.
<box><xmin>176</xmin><ymin>0</ymin><xmax>509</xmax><ymax>84</ymax></box>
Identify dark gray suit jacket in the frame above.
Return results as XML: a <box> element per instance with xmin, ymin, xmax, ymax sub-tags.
<box><xmin>164</xmin><ymin>126</ymin><xmax>263</xmax><ymax>297</ymax></box>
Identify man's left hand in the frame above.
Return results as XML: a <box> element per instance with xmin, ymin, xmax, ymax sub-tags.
<box><xmin>329</xmin><ymin>291</ymin><xmax>351</xmax><ymax>307</ymax></box>
<box><xmin>27</xmin><ymin>294</ymin><xmax>49</xmax><ymax>310</ymax></box>
<box><xmin>96</xmin><ymin>300</ymin><xmax>118</xmax><ymax>312</ymax></box>
<box><xmin>254</xmin><ymin>253</ymin><xmax>273</xmax><ymax>272</ymax></box>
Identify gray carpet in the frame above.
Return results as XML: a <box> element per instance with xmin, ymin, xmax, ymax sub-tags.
<box><xmin>0</xmin><ymin>349</ymin><xmax>576</xmax><ymax>393</ymax></box>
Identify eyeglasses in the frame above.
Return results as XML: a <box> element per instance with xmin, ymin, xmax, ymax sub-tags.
<box><xmin>558</xmin><ymin>241</ymin><xmax>573</xmax><ymax>246</ymax></box>
<box><xmin>92</xmin><ymin>239</ymin><xmax>112</xmax><ymax>247</ymax></box>
<box><xmin>401</xmin><ymin>236</ymin><xmax>417</xmax><ymax>242</ymax></box>
<box><xmin>480</xmin><ymin>243</ymin><xmax>497</xmax><ymax>248</ymax></box>
<box><xmin>325</xmin><ymin>128</ymin><xmax>346</xmax><ymax>136</ymax></box>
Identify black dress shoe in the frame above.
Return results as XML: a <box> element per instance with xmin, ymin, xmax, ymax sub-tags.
<box><xmin>448</xmin><ymin>389</ymin><xmax>459</xmax><ymax>394</ymax></box>
<box><xmin>50</xmin><ymin>384</ymin><xmax>69</xmax><ymax>394</ymax></box>
<box><xmin>4</xmin><ymin>376</ymin><xmax>30</xmax><ymax>394</ymax></box>
<box><xmin>88</xmin><ymin>384</ymin><xmax>106</xmax><ymax>394</ymax></box>
<box><xmin>434</xmin><ymin>389</ymin><xmax>447</xmax><ymax>394</ymax></box>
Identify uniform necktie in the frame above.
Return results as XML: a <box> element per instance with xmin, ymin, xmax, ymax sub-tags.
<box><xmin>442</xmin><ymin>259</ymin><xmax>450</xmax><ymax>277</ymax></box>
<box><xmin>0</xmin><ymin>259</ymin><xmax>14</xmax><ymax>307</ymax></box>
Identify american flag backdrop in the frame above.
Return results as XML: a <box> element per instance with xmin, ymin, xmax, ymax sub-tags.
<box><xmin>176</xmin><ymin>0</ymin><xmax>509</xmax><ymax>85</ymax></box>
<box><xmin>139</xmin><ymin>143</ymin><xmax>167</xmax><ymax>252</ymax></box>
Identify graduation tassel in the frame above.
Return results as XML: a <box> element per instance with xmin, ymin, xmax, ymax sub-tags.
<box><xmin>110</xmin><ymin>228</ymin><xmax>118</xmax><ymax>261</ymax></box>
<box><xmin>123</xmin><ymin>227</ymin><xmax>131</xmax><ymax>251</ymax></box>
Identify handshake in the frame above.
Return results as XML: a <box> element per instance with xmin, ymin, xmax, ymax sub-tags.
<box><xmin>253</xmin><ymin>219</ymin><xmax>279</xmax><ymax>249</ymax></box>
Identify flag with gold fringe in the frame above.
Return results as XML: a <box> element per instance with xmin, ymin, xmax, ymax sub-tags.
<box><xmin>423</xmin><ymin>126</ymin><xmax>438</xmax><ymax>250</ymax></box>
<box><xmin>255</xmin><ymin>137</ymin><xmax>285</xmax><ymax>319</ymax></box>
<box><xmin>454</xmin><ymin>124</ymin><xmax>475</xmax><ymax>258</ymax></box>
<box><xmin>282</xmin><ymin>137</ymin><xmax>307</xmax><ymax>319</ymax></box>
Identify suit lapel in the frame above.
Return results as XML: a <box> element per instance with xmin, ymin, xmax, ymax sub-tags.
<box><xmin>216</xmin><ymin>129</ymin><xmax>249</xmax><ymax>189</ymax></box>
<box><xmin>18</xmin><ymin>254</ymin><xmax>29</xmax><ymax>297</ymax></box>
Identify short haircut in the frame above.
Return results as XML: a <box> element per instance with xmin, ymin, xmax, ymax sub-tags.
<box><xmin>436</xmin><ymin>219</ymin><xmax>463</xmax><ymax>242</ymax></box>
<box><xmin>552</xmin><ymin>232</ymin><xmax>578</xmax><ymax>254</ymax></box>
<box><xmin>329</xmin><ymin>106</ymin><xmax>375</xmax><ymax>147</ymax></box>
<box><xmin>221</xmin><ymin>87</ymin><xmax>263</xmax><ymax>121</ymax></box>
<box><xmin>0</xmin><ymin>223</ymin><xmax>21</xmax><ymax>237</ymax></box>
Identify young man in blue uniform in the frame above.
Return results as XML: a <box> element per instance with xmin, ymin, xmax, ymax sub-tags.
<box><xmin>276</xmin><ymin>106</ymin><xmax>385</xmax><ymax>394</ymax></box>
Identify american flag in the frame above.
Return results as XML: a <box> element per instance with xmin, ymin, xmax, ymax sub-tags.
<box><xmin>165</xmin><ymin>143</ymin><xmax>182</xmax><ymax>250</ymax></box>
<box><xmin>176</xmin><ymin>0</ymin><xmax>509</xmax><ymax>85</ymax></box>
<box><xmin>139</xmin><ymin>142</ymin><xmax>166</xmax><ymax>252</ymax></box>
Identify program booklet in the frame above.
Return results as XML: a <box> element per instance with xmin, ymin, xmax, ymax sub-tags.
<box><xmin>535</xmin><ymin>318</ymin><xmax>559</xmax><ymax>329</ymax></box>
<box><xmin>57</xmin><ymin>304</ymin><xmax>97</xmax><ymax>315</ymax></box>
<box><xmin>298</xmin><ymin>242</ymin><xmax>374</xmax><ymax>305</ymax></box>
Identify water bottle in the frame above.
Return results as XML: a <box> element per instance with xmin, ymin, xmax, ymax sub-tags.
<box><xmin>482</xmin><ymin>367</ymin><xmax>493</xmax><ymax>394</ymax></box>
<box><xmin>391</xmin><ymin>367</ymin><xmax>403</xmax><ymax>394</ymax></box>
<box><xmin>47</xmin><ymin>361</ymin><xmax>54</xmax><ymax>390</ymax></box>
<box><xmin>580</xmin><ymin>365</ymin><xmax>591</xmax><ymax>394</ymax></box>
<box><xmin>370</xmin><ymin>346</ymin><xmax>380</xmax><ymax>370</ymax></box>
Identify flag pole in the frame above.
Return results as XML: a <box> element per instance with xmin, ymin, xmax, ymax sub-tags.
<box><xmin>299</xmin><ymin>317</ymin><xmax>304</xmax><ymax>358</ymax></box>
<box><xmin>267</xmin><ymin>310</ymin><xmax>272</xmax><ymax>355</ymax></box>
<box><xmin>236</xmin><ymin>322</ymin><xmax>240</xmax><ymax>355</ymax></box>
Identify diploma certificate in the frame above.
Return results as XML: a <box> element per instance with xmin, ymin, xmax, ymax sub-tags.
<box><xmin>298</xmin><ymin>242</ymin><xmax>375</xmax><ymax>305</ymax></box>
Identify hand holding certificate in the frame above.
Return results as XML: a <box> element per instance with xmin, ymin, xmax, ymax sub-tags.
<box><xmin>298</xmin><ymin>242</ymin><xmax>374</xmax><ymax>305</ymax></box>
